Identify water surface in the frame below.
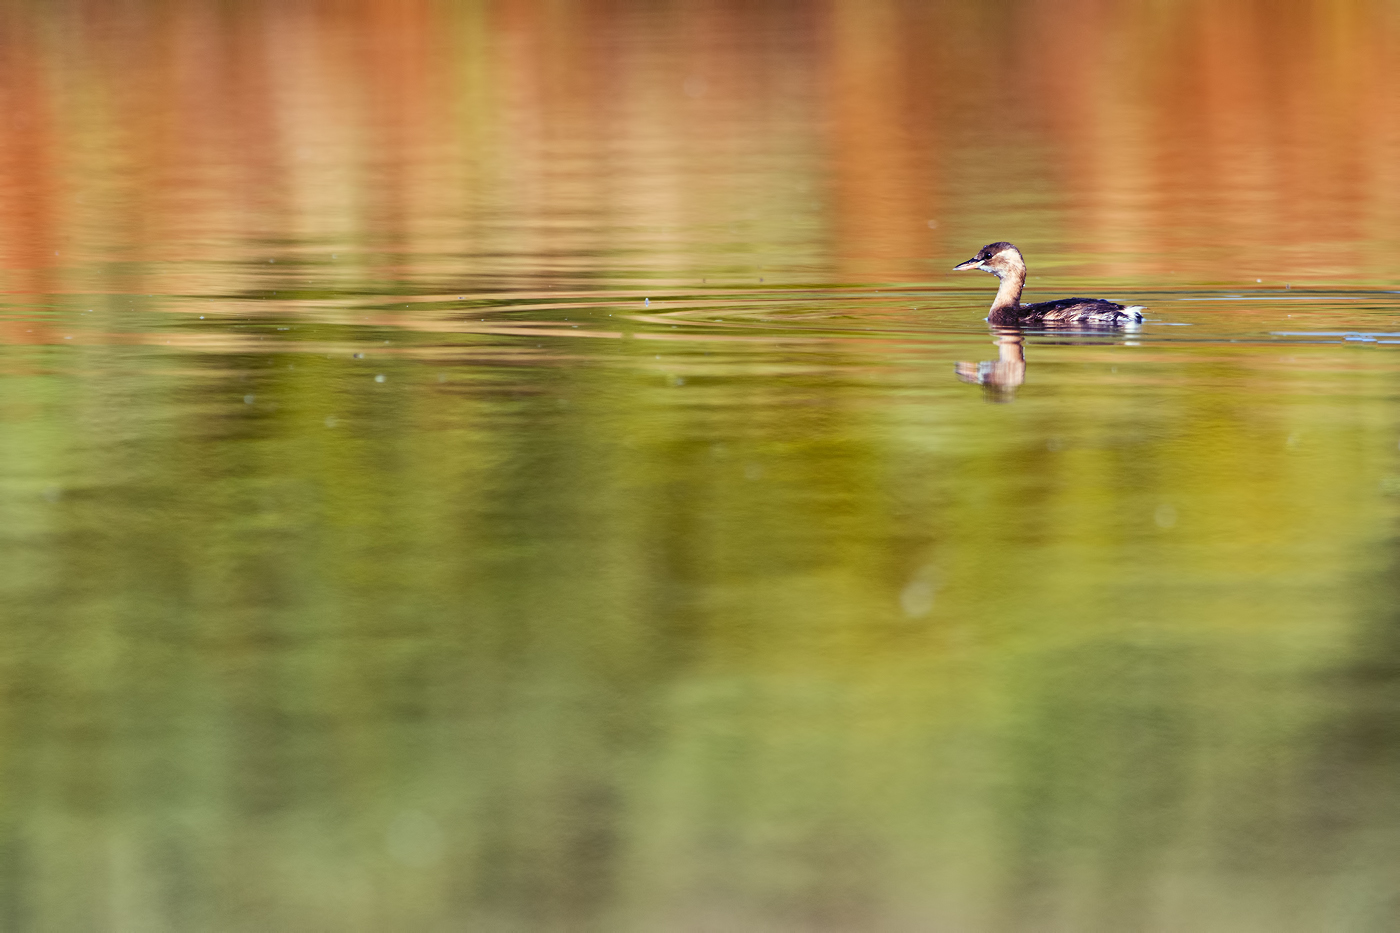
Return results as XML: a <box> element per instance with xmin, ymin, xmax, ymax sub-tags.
<box><xmin>2</xmin><ymin>3</ymin><xmax>1400</xmax><ymax>931</ymax></box>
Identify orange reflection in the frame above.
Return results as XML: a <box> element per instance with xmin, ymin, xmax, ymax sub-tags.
<box><xmin>0</xmin><ymin>0</ymin><xmax>1398</xmax><ymax>301</ymax></box>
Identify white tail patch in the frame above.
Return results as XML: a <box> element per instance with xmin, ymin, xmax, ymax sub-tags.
<box><xmin>1123</xmin><ymin>305</ymin><xmax>1146</xmax><ymax>323</ymax></box>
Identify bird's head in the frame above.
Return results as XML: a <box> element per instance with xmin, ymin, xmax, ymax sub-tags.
<box><xmin>953</xmin><ymin>242</ymin><xmax>1025</xmax><ymax>279</ymax></box>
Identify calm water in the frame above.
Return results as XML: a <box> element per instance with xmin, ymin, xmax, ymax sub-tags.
<box><xmin>3</xmin><ymin>3</ymin><xmax>1400</xmax><ymax>931</ymax></box>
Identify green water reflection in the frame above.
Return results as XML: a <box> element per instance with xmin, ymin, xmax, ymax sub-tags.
<box><xmin>3</xmin><ymin>294</ymin><xmax>1400</xmax><ymax>930</ymax></box>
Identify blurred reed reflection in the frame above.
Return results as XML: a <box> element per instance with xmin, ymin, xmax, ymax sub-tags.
<box><xmin>2</xmin><ymin>0</ymin><xmax>1400</xmax><ymax>294</ymax></box>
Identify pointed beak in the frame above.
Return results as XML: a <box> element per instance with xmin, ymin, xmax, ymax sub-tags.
<box><xmin>953</xmin><ymin>258</ymin><xmax>983</xmax><ymax>272</ymax></box>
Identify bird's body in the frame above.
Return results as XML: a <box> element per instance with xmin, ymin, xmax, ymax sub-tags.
<box><xmin>953</xmin><ymin>242</ymin><xmax>1144</xmax><ymax>327</ymax></box>
<box><xmin>1007</xmin><ymin>296</ymin><xmax>1139</xmax><ymax>327</ymax></box>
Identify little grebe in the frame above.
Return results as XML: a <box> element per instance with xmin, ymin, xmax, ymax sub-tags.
<box><xmin>954</xmin><ymin>242</ymin><xmax>1144</xmax><ymax>327</ymax></box>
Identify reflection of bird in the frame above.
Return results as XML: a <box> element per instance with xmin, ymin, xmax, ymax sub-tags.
<box><xmin>954</xmin><ymin>242</ymin><xmax>1145</xmax><ymax>327</ymax></box>
<box><xmin>956</xmin><ymin>327</ymin><xmax>1026</xmax><ymax>402</ymax></box>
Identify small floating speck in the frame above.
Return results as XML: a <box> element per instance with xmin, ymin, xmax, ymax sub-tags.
<box><xmin>325</xmin><ymin>416</ymin><xmax>339</xmax><ymax>428</ymax></box>
<box><xmin>353</xmin><ymin>352</ymin><xmax>364</xmax><ymax>359</ymax></box>
<box><xmin>375</xmin><ymin>374</ymin><xmax>386</xmax><ymax>383</ymax></box>
<box><xmin>244</xmin><ymin>394</ymin><xmax>255</xmax><ymax>404</ymax></box>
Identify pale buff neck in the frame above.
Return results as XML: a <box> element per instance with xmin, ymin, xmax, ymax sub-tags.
<box><xmin>990</xmin><ymin>265</ymin><xmax>1026</xmax><ymax>313</ymax></box>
